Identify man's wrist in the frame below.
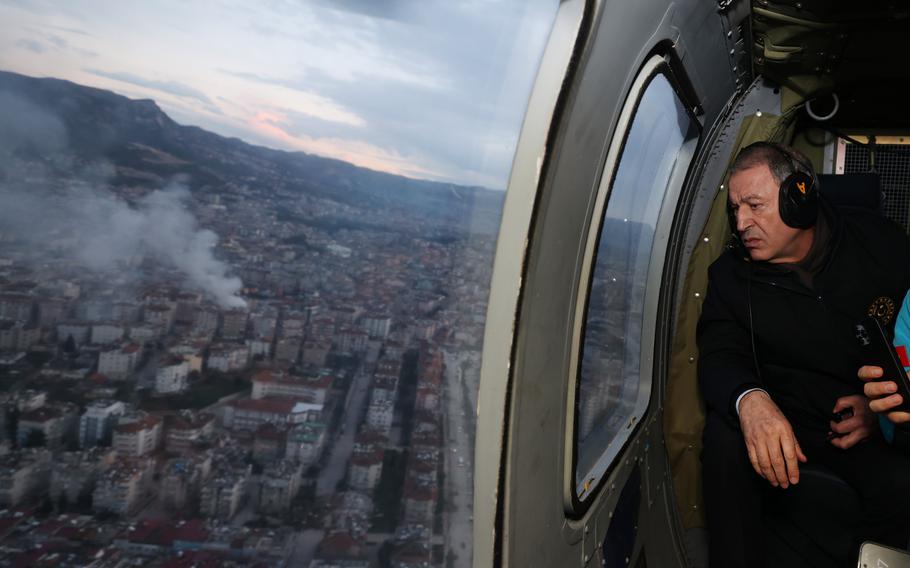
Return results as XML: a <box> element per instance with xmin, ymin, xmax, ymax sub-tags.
<box><xmin>736</xmin><ymin>388</ymin><xmax>769</xmax><ymax>416</ymax></box>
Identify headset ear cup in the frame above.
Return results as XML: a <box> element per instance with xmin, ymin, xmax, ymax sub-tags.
<box><xmin>779</xmin><ymin>171</ymin><xmax>818</xmax><ymax>229</ymax></box>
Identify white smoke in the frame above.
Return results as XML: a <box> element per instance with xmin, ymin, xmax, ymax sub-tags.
<box><xmin>81</xmin><ymin>185</ymin><xmax>246</xmax><ymax>308</ymax></box>
<box><xmin>0</xmin><ymin>90</ymin><xmax>246</xmax><ymax>309</ymax></box>
<box><xmin>0</xmin><ymin>182</ymin><xmax>247</xmax><ymax>309</ymax></box>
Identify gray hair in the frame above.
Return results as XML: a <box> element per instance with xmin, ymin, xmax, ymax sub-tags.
<box><xmin>730</xmin><ymin>142</ymin><xmax>813</xmax><ymax>185</ymax></box>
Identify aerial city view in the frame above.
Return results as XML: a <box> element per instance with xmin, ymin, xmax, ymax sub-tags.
<box><xmin>0</xmin><ymin>2</ymin><xmax>557</xmax><ymax>566</ymax></box>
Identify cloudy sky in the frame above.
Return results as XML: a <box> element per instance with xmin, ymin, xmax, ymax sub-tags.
<box><xmin>0</xmin><ymin>0</ymin><xmax>557</xmax><ymax>189</ymax></box>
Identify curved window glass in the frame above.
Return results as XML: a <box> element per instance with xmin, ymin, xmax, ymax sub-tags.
<box><xmin>0</xmin><ymin>2</ymin><xmax>557</xmax><ymax>566</ymax></box>
<box><xmin>575</xmin><ymin>71</ymin><xmax>697</xmax><ymax>498</ymax></box>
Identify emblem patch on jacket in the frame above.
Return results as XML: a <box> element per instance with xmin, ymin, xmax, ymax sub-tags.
<box><xmin>867</xmin><ymin>296</ymin><xmax>897</xmax><ymax>324</ymax></box>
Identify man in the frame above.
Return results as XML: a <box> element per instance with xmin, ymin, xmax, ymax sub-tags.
<box><xmin>697</xmin><ymin>142</ymin><xmax>910</xmax><ymax>567</ymax></box>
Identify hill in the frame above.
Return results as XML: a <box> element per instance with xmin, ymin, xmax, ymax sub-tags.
<box><xmin>0</xmin><ymin>70</ymin><xmax>503</xmax><ymax>234</ymax></box>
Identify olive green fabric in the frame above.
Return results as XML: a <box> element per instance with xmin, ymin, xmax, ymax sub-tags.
<box><xmin>665</xmin><ymin>113</ymin><xmax>798</xmax><ymax>529</ymax></box>
<box><xmin>751</xmin><ymin>4</ymin><xmax>843</xmax><ymax>101</ymax></box>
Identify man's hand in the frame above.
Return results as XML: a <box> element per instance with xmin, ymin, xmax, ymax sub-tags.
<box><xmin>738</xmin><ymin>390</ymin><xmax>807</xmax><ymax>488</ymax></box>
<box><xmin>828</xmin><ymin>394</ymin><xmax>874</xmax><ymax>449</ymax></box>
<box><xmin>857</xmin><ymin>365</ymin><xmax>910</xmax><ymax>424</ymax></box>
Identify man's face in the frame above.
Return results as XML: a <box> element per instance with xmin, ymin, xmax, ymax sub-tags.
<box><xmin>728</xmin><ymin>163</ymin><xmax>809</xmax><ymax>264</ymax></box>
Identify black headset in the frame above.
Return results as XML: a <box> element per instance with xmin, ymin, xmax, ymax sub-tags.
<box><xmin>726</xmin><ymin>142</ymin><xmax>820</xmax><ymax>240</ymax></box>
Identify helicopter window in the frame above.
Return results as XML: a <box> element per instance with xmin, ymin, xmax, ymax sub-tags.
<box><xmin>574</xmin><ymin>70</ymin><xmax>697</xmax><ymax>498</ymax></box>
<box><xmin>0</xmin><ymin>0</ymin><xmax>559</xmax><ymax>564</ymax></box>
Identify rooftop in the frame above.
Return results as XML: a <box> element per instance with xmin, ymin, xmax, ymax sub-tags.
<box><xmin>234</xmin><ymin>397</ymin><xmax>323</xmax><ymax>415</ymax></box>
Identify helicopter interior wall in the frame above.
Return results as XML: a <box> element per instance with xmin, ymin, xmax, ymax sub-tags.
<box><xmin>664</xmin><ymin>0</ymin><xmax>910</xmax><ymax>540</ymax></box>
<box><xmin>483</xmin><ymin>2</ymin><xmax>910</xmax><ymax>567</ymax></box>
<box><xmin>750</xmin><ymin>1</ymin><xmax>910</xmax><ymax>132</ymax></box>
<box><xmin>664</xmin><ymin>79</ymin><xmax>910</xmax><ymax>565</ymax></box>
<box><xmin>483</xmin><ymin>1</ymin><xmax>910</xmax><ymax>565</ymax></box>
<box><xmin>486</xmin><ymin>0</ymin><xmax>738</xmax><ymax>565</ymax></box>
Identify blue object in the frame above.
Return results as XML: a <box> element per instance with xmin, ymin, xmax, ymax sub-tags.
<box><xmin>885</xmin><ymin>292</ymin><xmax>910</xmax><ymax>443</ymax></box>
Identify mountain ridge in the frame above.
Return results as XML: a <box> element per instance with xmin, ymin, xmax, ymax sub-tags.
<box><xmin>0</xmin><ymin>70</ymin><xmax>503</xmax><ymax>227</ymax></box>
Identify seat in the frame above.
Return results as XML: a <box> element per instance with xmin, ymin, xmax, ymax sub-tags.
<box><xmin>763</xmin><ymin>462</ymin><xmax>862</xmax><ymax>567</ymax></box>
<box><xmin>817</xmin><ymin>172</ymin><xmax>883</xmax><ymax>214</ymax></box>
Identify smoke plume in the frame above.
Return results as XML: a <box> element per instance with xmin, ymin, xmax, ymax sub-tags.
<box><xmin>0</xmin><ymin>90</ymin><xmax>246</xmax><ymax>309</ymax></box>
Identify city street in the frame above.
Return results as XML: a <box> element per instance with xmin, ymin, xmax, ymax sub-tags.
<box><xmin>286</xmin><ymin>364</ymin><xmax>373</xmax><ymax>567</ymax></box>
<box><xmin>316</xmin><ymin>365</ymin><xmax>371</xmax><ymax>496</ymax></box>
<box><xmin>442</xmin><ymin>348</ymin><xmax>481</xmax><ymax>568</ymax></box>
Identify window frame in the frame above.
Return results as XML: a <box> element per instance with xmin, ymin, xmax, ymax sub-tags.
<box><xmin>565</xmin><ymin>54</ymin><xmax>701</xmax><ymax>512</ymax></box>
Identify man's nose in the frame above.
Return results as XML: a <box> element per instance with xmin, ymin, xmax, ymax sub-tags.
<box><xmin>735</xmin><ymin>208</ymin><xmax>751</xmax><ymax>232</ymax></box>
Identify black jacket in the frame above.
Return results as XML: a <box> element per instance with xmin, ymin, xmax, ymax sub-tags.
<box><xmin>697</xmin><ymin>203</ymin><xmax>910</xmax><ymax>437</ymax></box>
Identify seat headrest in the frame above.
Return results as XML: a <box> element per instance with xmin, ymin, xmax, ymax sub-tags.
<box><xmin>817</xmin><ymin>173</ymin><xmax>883</xmax><ymax>215</ymax></box>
